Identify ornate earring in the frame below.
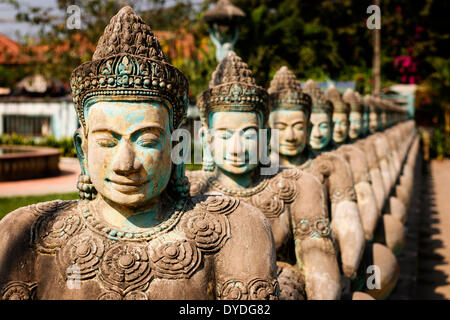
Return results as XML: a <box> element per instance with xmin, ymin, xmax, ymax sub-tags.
<box><xmin>77</xmin><ymin>174</ymin><xmax>97</xmax><ymax>200</ymax></box>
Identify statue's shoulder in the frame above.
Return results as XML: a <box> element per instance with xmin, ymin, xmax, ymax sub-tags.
<box><xmin>0</xmin><ymin>200</ymin><xmax>78</xmax><ymax>238</ymax></box>
<box><xmin>0</xmin><ymin>200</ymin><xmax>79</xmax><ymax>295</ymax></box>
<box><xmin>307</xmin><ymin>152</ymin><xmax>337</xmax><ymax>178</ymax></box>
<box><xmin>185</xmin><ymin>170</ymin><xmax>209</xmax><ymax>196</ymax></box>
<box><xmin>188</xmin><ymin>194</ymin><xmax>272</xmax><ymax>244</ymax></box>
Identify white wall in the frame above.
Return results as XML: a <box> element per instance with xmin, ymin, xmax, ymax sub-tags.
<box><xmin>0</xmin><ymin>101</ymin><xmax>78</xmax><ymax>139</ymax></box>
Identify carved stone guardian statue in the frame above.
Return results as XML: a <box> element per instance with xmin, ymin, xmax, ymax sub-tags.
<box><xmin>300</xmin><ymin>79</ymin><xmax>365</xmax><ymax>281</ymax></box>
<box><xmin>187</xmin><ymin>59</ymin><xmax>341</xmax><ymax>300</ymax></box>
<box><xmin>0</xmin><ymin>7</ymin><xmax>279</xmax><ymax>300</ymax></box>
<box><xmin>326</xmin><ymin>86</ymin><xmax>380</xmax><ymax>241</ymax></box>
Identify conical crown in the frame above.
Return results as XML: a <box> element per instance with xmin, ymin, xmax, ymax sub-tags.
<box><xmin>303</xmin><ymin>79</ymin><xmax>333</xmax><ymax>115</ymax></box>
<box><xmin>268</xmin><ymin>66</ymin><xmax>312</xmax><ymax>114</ymax></box>
<box><xmin>198</xmin><ymin>51</ymin><xmax>268</xmax><ymax>126</ymax></box>
<box><xmin>324</xmin><ymin>84</ymin><xmax>348</xmax><ymax>114</ymax></box>
<box><xmin>364</xmin><ymin>94</ymin><xmax>381</xmax><ymax>114</ymax></box>
<box><xmin>70</xmin><ymin>6</ymin><xmax>189</xmax><ymax>130</ymax></box>
<box><xmin>342</xmin><ymin>88</ymin><xmax>363</xmax><ymax>113</ymax></box>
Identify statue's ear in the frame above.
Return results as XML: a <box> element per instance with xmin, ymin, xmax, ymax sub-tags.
<box><xmin>74</xmin><ymin>128</ymin><xmax>88</xmax><ymax>175</ymax></box>
<box><xmin>199</xmin><ymin>126</ymin><xmax>215</xmax><ymax>171</ymax></box>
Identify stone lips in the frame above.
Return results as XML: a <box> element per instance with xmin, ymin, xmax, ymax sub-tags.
<box><xmin>268</xmin><ymin>66</ymin><xmax>312</xmax><ymax>114</ymax></box>
<box><xmin>198</xmin><ymin>51</ymin><xmax>269</xmax><ymax>126</ymax></box>
<box><xmin>70</xmin><ymin>6</ymin><xmax>189</xmax><ymax>130</ymax></box>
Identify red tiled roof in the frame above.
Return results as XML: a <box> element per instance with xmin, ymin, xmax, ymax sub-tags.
<box><xmin>0</xmin><ymin>33</ymin><xmax>27</xmax><ymax>64</ymax></box>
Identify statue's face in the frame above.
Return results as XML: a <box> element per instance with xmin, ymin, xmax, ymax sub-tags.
<box><xmin>208</xmin><ymin>111</ymin><xmax>260</xmax><ymax>175</ymax></box>
<box><xmin>310</xmin><ymin>112</ymin><xmax>332</xmax><ymax>150</ymax></box>
<box><xmin>349</xmin><ymin>111</ymin><xmax>362</xmax><ymax>139</ymax></box>
<box><xmin>369</xmin><ymin>112</ymin><xmax>379</xmax><ymax>133</ymax></box>
<box><xmin>85</xmin><ymin>101</ymin><xmax>172</xmax><ymax>208</ymax></box>
<box><xmin>332</xmin><ymin>112</ymin><xmax>349</xmax><ymax>144</ymax></box>
<box><xmin>269</xmin><ymin>110</ymin><xmax>308</xmax><ymax>157</ymax></box>
<box><xmin>381</xmin><ymin>112</ymin><xmax>387</xmax><ymax>128</ymax></box>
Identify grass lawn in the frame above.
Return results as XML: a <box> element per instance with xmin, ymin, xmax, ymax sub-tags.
<box><xmin>0</xmin><ymin>192</ymin><xmax>79</xmax><ymax>220</ymax></box>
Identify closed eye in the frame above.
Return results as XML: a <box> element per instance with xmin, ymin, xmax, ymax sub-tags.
<box><xmin>94</xmin><ymin>133</ymin><xmax>118</xmax><ymax>148</ymax></box>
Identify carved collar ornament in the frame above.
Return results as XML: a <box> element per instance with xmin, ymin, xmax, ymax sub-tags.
<box><xmin>324</xmin><ymin>84</ymin><xmax>349</xmax><ymax>114</ymax></box>
<box><xmin>70</xmin><ymin>6</ymin><xmax>189</xmax><ymax>131</ymax></box>
<box><xmin>197</xmin><ymin>51</ymin><xmax>269</xmax><ymax>127</ymax></box>
<box><xmin>302</xmin><ymin>79</ymin><xmax>333</xmax><ymax>115</ymax></box>
<box><xmin>188</xmin><ymin>169</ymin><xmax>332</xmax><ymax>242</ymax></box>
<box><xmin>364</xmin><ymin>94</ymin><xmax>381</xmax><ymax>114</ymax></box>
<box><xmin>17</xmin><ymin>197</ymin><xmax>279</xmax><ymax>300</ymax></box>
<box><xmin>342</xmin><ymin>88</ymin><xmax>363</xmax><ymax>113</ymax></box>
<box><xmin>268</xmin><ymin>66</ymin><xmax>312</xmax><ymax>114</ymax></box>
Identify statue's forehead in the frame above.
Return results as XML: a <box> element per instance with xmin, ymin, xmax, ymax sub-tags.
<box><xmin>87</xmin><ymin>101</ymin><xmax>169</xmax><ymax>131</ymax></box>
<box><xmin>310</xmin><ymin>112</ymin><xmax>330</xmax><ymax>123</ymax></box>
<box><xmin>270</xmin><ymin>109</ymin><xmax>306</xmax><ymax>119</ymax></box>
<box><xmin>209</xmin><ymin>111</ymin><xmax>260</xmax><ymax>128</ymax></box>
<box><xmin>332</xmin><ymin>112</ymin><xmax>348</xmax><ymax>119</ymax></box>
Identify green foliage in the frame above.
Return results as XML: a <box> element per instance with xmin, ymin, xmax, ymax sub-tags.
<box><xmin>172</xmin><ymin>39</ymin><xmax>217</xmax><ymax>99</ymax></box>
<box><xmin>0</xmin><ymin>134</ymin><xmax>76</xmax><ymax>157</ymax></box>
<box><xmin>430</xmin><ymin>127</ymin><xmax>450</xmax><ymax>159</ymax></box>
<box><xmin>0</xmin><ymin>192</ymin><xmax>78</xmax><ymax>220</ymax></box>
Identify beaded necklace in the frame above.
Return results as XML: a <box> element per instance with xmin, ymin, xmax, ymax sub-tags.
<box><xmin>79</xmin><ymin>197</ymin><xmax>187</xmax><ymax>242</ymax></box>
<box><xmin>205</xmin><ymin>172</ymin><xmax>270</xmax><ymax>197</ymax></box>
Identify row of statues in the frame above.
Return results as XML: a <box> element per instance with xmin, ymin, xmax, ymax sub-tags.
<box><xmin>0</xmin><ymin>6</ymin><xmax>419</xmax><ymax>300</ymax></box>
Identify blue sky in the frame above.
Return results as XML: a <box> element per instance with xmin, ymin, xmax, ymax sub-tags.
<box><xmin>0</xmin><ymin>0</ymin><xmax>60</xmax><ymax>41</ymax></box>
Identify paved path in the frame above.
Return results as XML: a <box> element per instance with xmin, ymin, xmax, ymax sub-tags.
<box><xmin>0</xmin><ymin>157</ymin><xmax>80</xmax><ymax>197</ymax></box>
<box><xmin>417</xmin><ymin>159</ymin><xmax>450</xmax><ymax>299</ymax></box>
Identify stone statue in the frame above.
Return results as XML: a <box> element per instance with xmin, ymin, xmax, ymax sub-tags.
<box><xmin>326</xmin><ymin>85</ymin><xmax>350</xmax><ymax>147</ymax></box>
<box><xmin>344</xmin><ymin>89</ymin><xmax>363</xmax><ymax>142</ymax></box>
<box><xmin>326</xmin><ymin>86</ymin><xmax>379</xmax><ymax>241</ymax></box>
<box><xmin>0</xmin><ymin>7</ymin><xmax>280</xmax><ymax>300</ymax></box>
<box><xmin>299</xmin><ymin>79</ymin><xmax>365</xmax><ymax>281</ymax></box>
<box><xmin>271</xmin><ymin>77</ymin><xmax>400</xmax><ymax>298</ymax></box>
<box><xmin>187</xmin><ymin>58</ymin><xmax>341</xmax><ymax>300</ymax></box>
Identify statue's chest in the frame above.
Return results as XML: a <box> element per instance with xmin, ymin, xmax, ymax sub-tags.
<box><xmin>34</xmin><ymin>248</ymin><xmax>214</xmax><ymax>300</ymax></box>
<box><xmin>211</xmin><ymin>173</ymin><xmax>300</xmax><ymax>251</ymax></box>
<box><xmin>30</xmin><ymin>201</ymin><xmax>232</xmax><ymax>300</ymax></box>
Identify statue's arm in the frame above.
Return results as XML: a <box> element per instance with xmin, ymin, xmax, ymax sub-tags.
<box><xmin>0</xmin><ymin>207</ymin><xmax>38</xmax><ymax>299</ymax></box>
<box><xmin>325</xmin><ymin>154</ymin><xmax>365</xmax><ymax>279</ymax></box>
<box><xmin>337</xmin><ymin>146</ymin><xmax>380</xmax><ymax>241</ymax></box>
<box><xmin>214</xmin><ymin>201</ymin><xmax>279</xmax><ymax>300</ymax></box>
<box><xmin>291</xmin><ymin>172</ymin><xmax>342</xmax><ymax>300</ymax></box>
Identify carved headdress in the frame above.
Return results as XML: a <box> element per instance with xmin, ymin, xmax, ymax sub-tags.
<box><xmin>197</xmin><ymin>51</ymin><xmax>269</xmax><ymax>127</ymax></box>
<box><xmin>70</xmin><ymin>6</ymin><xmax>189</xmax><ymax>132</ymax></box>
<box><xmin>342</xmin><ymin>88</ymin><xmax>363</xmax><ymax>113</ymax></box>
<box><xmin>372</xmin><ymin>96</ymin><xmax>384</xmax><ymax>114</ymax></box>
<box><xmin>363</xmin><ymin>94</ymin><xmax>381</xmax><ymax>114</ymax></box>
<box><xmin>302</xmin><ymin>79</ymin><xmax>333</xmax><ymax>116</ymax></box>
<box><xmin>268</xmin><ymin>66</ymin><xmax>312</xmax><ymax>115</ymax></box>
<box><xmin>324</xmin><ymin>84</ymin><xmax>349</xmax><ymax>114</ymax></box>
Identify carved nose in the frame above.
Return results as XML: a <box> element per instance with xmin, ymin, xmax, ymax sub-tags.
<box><xmin>285</xmin><ymin>126</ymin><xmax>296</xmax><ymax>142</ymax></box>
<box><xmin>229</xmin><ymin>133</ymin><xmax>245</xmax><ymax>156</ymax></box>
<box><xmin>312</xmin><ymin>126</ymin><xmax>322</xmax><ymax>138</ymax></box>
<box><xmin>112</xmin><ymin>142</ymin><xmax>140</xmax><ymax>174</ymax></box>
